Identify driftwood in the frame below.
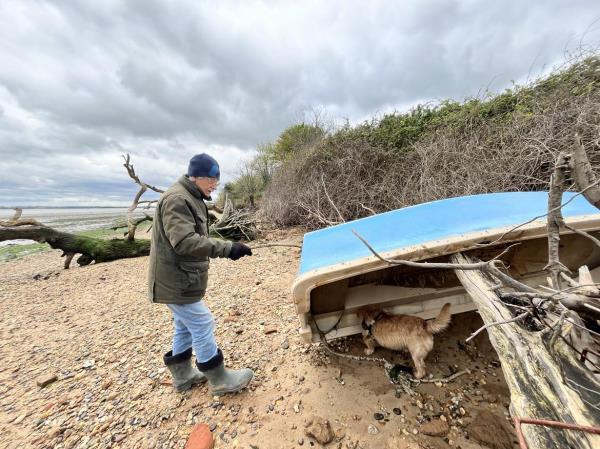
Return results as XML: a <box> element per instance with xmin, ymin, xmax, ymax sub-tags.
<box><xmin>0</xmin><ymin>210</ymin><xmax>150</xmax><ymax>268</ymax></box>
<box><xmin>452</xmin><ymin>252</ymin><xmax>600</xmax><ymax>449</ymax></box>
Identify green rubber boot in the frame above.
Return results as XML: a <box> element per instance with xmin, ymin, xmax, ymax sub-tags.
<box><xmin>163</xmin><ymin>348</ymin><xmax>207</xmax><ymax>392</ymax></box>
<box><xmin>196</xmin><ymin>349</ymin><xmax>254</xmax><ymax>396</ymax></box>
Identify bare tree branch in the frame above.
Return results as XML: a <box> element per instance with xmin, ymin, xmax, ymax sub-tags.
<box><xmin>466</xmin><ymin>311</ymin><xmax>531</xmax><ymax>343</ymax></box>
<box><xmin>352</xmin><ymin>229</ymin><xmax>517</xmax><ymax>269</ymax></box>
<box><xmin>546</xmin><ymin>153</ymin><xmax>570</xmax><ymax>289</ymax></box>
<box><xmin>321</xmin><ymin>173</ymin><xmax>345</xmax><ymax>223</ymax></box>
<box><xmin>122</xmin><ymin>153</ymin><xmax>163</xmax><ymax>240</ymax></box>
<box><xmin>0</xmin><ymin>208</ymin><xmax>44</xmax><ymax>227</ymax></box>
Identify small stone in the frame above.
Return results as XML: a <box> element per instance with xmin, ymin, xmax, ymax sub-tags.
<box><xmin>112</xmin><ymin>433</ymin><xmax>126</xmax><ymax>443</ymax></box>
<box><xmin>36</xmin><ymin>374</ymin><xmax>58</xmax><ymax>388</ymax></box>
<box><xmin>263</xmin><ymin>325</ymin><xmax>278</xmax><ymax>335</ymax></box>
<box><xmin>467</xmin><ymin>410</ymin><xmax>513</xmax><ymax>449</ymax></box>
<box><xmin>238</xmin><ymin>426</ymin><xmax>247</xmax><ymax>434</ymax></box>
<box><xmin>393</xmin><ymin>408</ymin><xmax>402</xmax><ymax>416</ymax></box>
<box><xmin>12</xmin><ymin>412</ymin><xmax>27</xmax><ymax>424</ymax></box>
<box><xmin>185</xmin><ymin>423</ymin><xmax>214</xmax><ymax>449</ymax></box>
<box><xmin>281</xmin><ymin>340</ymin><xmax>289</xmax><ymax>350</ymax></box>
<box><xmin>298</xmin><ymin>437</ymin><xmax>304</xmax><ymax>445</ymax></box>
<box><xmin>420</xmin><ymin>418</ymin><xmax>449</xmax><ymax>437</ymax></box>
<box><xmin>367</xmin><ymin>424</ymin><xmax>379</xmax><ymax>435</ymax></box>
<box><xmin>47</xmin><ymin>426</ymin><xmax>62</xmax><ymax>438</ymax></box>
<box><xmin>304</xmin><ymin>416</ymin><xmax>334</xmax><ymax>444</ymax></box>
<box><xmin>82</xmin><ymin>359</ymin><xmax>95</xmax><ymax>369</ymax></box>
<box><xmin>373</xmin><ymin>413</ymin><xmax>384</xmax><ymax>421</ymax></box>
<box><xmin>38</xmin><ymin>401</ymin><xmax>53</xmax><ymax>414</ymax></box>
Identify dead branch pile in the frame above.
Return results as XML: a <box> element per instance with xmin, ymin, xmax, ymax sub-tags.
<box><xmin>210</xmin><ymin>198</ymin><xmax>258</xmax><ymax>241</ymax></box>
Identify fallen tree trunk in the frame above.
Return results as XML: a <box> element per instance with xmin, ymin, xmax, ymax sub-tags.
<box><xmin>452</xmin><ymin>252</ymin><xmax>600</xmax><ymax>449</ymax></box>
<box><xmin>0</xmin><ymin>225</ymin><xmax>150</xmax><ymax>268</ymax></box>
<box><xmin>0</xmin><ymin>201</ymin><xmax>256</xmax><ymax>268</ymax></box>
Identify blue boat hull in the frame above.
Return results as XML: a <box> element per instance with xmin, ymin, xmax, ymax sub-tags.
<box><xmin>293</xmin><ymin>192</ymin><xmax>600</xmax><ymax>343</ymax></box>
<box><xmin>299</xmin><ymin>192</ymin><xmax>598</xmax><ymax>275</ymax></box>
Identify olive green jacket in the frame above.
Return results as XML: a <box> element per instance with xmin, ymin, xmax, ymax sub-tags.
<box><xmin>148</xmin><ymin>175</ymin><xmax>232</xmax><ymax>304</ymax></box>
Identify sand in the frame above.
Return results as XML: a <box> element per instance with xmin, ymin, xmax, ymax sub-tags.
<box><xmin>0</xmin><ymin>229</ymin><xmax>517</xmax><ymax>449</ymax></box>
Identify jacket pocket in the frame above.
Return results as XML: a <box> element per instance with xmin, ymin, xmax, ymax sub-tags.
<box><xmin>179</xmin><ymin>261</ymin><xmax>209</xmax><ymax>289</ymax></box>
<box><xmin>179</xmin><ymin>261</ymin><xmax>209</xmax><ymax>298</ymax></box>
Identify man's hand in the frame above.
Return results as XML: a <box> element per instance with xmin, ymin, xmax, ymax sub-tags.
<box><xmin>228</xmin><ymin>242</ymin><xmax>253</xmax><ymax>260</ymax></box>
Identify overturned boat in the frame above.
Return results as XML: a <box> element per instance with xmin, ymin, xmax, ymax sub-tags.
<box><xmin>292</xmin><ymin>192</ymin><xmax>600</xmax><ymax>343</ymax></box>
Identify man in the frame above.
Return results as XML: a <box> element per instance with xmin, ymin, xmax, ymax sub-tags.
<box><xmin>148</xmin><ymin>153</ymin><xmax>254</xmax><ymax>395</ymax></box>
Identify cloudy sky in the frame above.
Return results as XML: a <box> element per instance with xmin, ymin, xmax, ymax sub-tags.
<box><xmin>1</xmin><ymin>1</ymin><xmax>599</xmax><ymax>207</ymax></box>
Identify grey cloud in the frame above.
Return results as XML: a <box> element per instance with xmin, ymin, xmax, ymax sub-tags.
<box><xmin>0</xmin><ymin>0</ymin><xmax>599</xmax><ymax>205</ymax></box>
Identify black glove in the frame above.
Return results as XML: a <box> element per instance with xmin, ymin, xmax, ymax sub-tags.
<box><xmin>228</xmin><ymin>242</ymin><xmax>253</xmax><ymax>260</ymax></box>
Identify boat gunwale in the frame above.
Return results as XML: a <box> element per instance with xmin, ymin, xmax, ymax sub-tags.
<box><xmin>292</xmin><ymin>214</ymin><xmax>600</xmax><ymax>317</ymax></box>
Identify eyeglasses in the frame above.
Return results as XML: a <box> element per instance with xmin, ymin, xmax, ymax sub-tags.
<box><xmin>201</xmin><ymin>177</ymin><xmax>219</xmax><ymax>185</ymax></box>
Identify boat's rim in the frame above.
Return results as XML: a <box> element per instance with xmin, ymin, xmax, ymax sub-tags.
<box><xmin>291</xmin><ymin>214</ymin><xmax>600</xmax><ymax>315</ymax></box>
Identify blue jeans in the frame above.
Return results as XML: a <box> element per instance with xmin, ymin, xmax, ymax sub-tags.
<box><xmin>166</xmin><ymin>301</ymin><xmax>219</xmax><ymax>364</ymax></box>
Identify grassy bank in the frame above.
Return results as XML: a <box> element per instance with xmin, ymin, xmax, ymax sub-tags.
<box><xmin>225</xmin><ymin>55</ymin><xmax>600</xmax><ymax>229</ymax></box>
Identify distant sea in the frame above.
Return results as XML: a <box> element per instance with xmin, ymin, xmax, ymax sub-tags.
<box><xmin>0</xmin><ymin>207</ymin><xmax>153</xmax><ymax>246</ymax></box>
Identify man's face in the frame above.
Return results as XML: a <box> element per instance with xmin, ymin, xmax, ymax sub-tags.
<box><xmin>193</xmin><ymin>177</ymin><xmax>219</xmax><ymax>197</ymax></box>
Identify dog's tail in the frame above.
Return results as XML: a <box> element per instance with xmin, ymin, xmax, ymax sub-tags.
<box><xmin>426</xmin><ymin>303</ymin><xmax>452</xmax><ymax>334</ymax></box>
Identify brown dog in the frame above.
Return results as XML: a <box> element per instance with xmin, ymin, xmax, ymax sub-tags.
<box><xmin>356</xmin><ymin>303</ymin><xmax>451</xmax><ymax>379</ymax></box>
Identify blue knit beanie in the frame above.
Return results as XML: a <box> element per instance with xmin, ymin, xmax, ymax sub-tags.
<box><xmin>187</xmin><ymin>153</ymin><xmax>220</xmax><ymax>180</ymax></box>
